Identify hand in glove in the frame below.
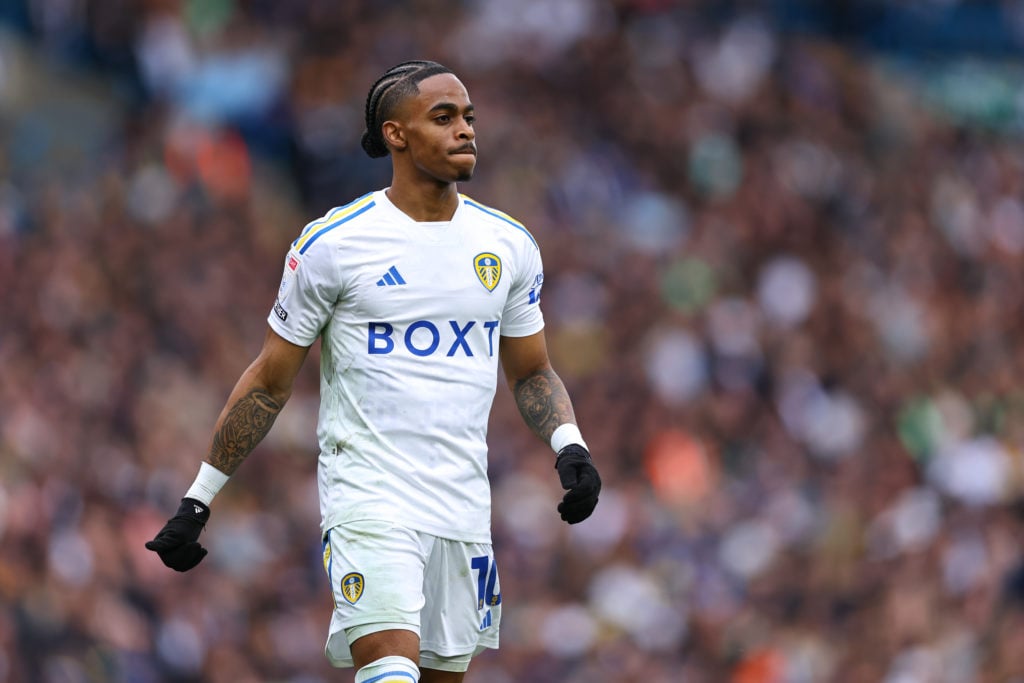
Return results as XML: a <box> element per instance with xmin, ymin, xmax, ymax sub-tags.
<box><xmin>145</xmin><ymin>497</ymin><xmax>210</xmax><ymax>571</ymax></box>
<box><xmin>554</xmin><ymin>444</ymin><xmax>601</xmax><ymax>524</ymax></box>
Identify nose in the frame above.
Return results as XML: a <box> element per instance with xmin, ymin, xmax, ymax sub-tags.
<box><xmin>457</xmin><ymin>117</ymin><xmax>474</xmax><ymax>140</ymax></box>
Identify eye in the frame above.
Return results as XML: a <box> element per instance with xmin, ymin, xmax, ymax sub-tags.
<box><xmin>435</xmin><ymin>114</ymin><xmax>451</xmax><ymax>124</ymax></box>
<box><xmin>465</xmin><ymin>115</ymin><xmax>475</xmax><ymax>125</ymax></box>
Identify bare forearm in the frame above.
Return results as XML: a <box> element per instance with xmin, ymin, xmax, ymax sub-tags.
<box><xmin>207</xmin><ymin>376</ymin><xmax>287</xmax><ymax>475</ymax></box>
<box><xmin>512</xmin><ymin>365</ymin><xmax>576</xmax><ymax>444</ymax></box>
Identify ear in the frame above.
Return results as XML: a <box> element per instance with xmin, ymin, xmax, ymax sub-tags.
<box><xmin>382</xmin><ymin>121</ymin><xmax>407</xmax><ymax>153</ymax></box>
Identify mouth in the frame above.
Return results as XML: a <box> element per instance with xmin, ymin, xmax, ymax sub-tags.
<box><xmin>449</xmin><ymin>145</ymin><xmax>477</xmax><ymax>156</ymax></box>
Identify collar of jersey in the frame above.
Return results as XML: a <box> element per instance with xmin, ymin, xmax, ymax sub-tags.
<box><xmin>377</xmin><ymin>188</ymin><xmax>463</xmax><ymax>227</ymax></box>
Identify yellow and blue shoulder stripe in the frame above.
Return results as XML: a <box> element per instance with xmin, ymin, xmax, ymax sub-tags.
<box><xmin>461</xmin><ymin>194</ymin><xmax>537</xmax><ymax>248</ymax></box>
<box><xmin>292</xmin><ymin>192</ymin><xmax>376</xmax><ymax>254</ymax></box>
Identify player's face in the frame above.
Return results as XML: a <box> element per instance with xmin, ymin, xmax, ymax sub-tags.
<box><xmin>400</xmin><ymin>73</ymin><xmax>477</xmax><ymax>183</ymax></box>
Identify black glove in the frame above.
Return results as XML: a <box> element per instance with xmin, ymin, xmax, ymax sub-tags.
<box><xmin>555</xmin><ymin>444</ymin><xmax>601</xmax><ymax>524</ymax></box>
<box><xmin>145</xmin><ymin>497</ymin><xmax>211</xmax><ymax>571</ymax></box>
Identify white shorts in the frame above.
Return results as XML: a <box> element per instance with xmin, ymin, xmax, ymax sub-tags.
<box><xmin>321</xmin><ymin>519</ymin><xmax>501</xmax><ymax>672</ymax></box>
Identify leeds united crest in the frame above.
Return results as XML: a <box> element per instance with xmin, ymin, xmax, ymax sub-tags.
<box><xmin>474</xmin><ymin>252</ymin><xmax>501</xmax><ymax>292</ymax></box>
<box><xmin>341</xmin><ymin>572</ymin><xmax>364</xmax><ymax>604</ymax></box>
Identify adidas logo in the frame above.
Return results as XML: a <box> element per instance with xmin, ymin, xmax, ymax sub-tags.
<box><xmin>376</xmin><ymin>266</ymin><xmax>407</xmax><ymax>287</ymax></box>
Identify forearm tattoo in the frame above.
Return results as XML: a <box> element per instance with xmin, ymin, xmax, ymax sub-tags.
<box><xmin>208</xmin><ymin>388</ymin><xmax>283</xmax><ymax>474</ymax></box>
<box><xmin>513</xmin><ymin>367</ymin><xmax>577</xmax><ymax>444</ymax></box>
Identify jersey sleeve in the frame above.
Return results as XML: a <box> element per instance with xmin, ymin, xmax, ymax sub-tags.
<box><xmin>267</xmin><ymin>243</ymin><xmax>340</xmax><ymax>346</ymax></box>
<box><xmin>501</xmin><ymin>238</ymin><xmax>545</xmax><ymax>337</ymax></box>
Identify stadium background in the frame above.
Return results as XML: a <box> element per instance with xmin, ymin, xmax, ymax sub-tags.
<box><xmin>2</xmin><ymin>1</ymin><xmax>1024</xmax><ymax>681</ymax></box>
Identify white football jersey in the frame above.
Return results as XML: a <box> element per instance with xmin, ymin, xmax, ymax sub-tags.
<box><xmin>268</xmin><ymin>189</ymin><xmax>545</xmax><ymax>543</ymax></box>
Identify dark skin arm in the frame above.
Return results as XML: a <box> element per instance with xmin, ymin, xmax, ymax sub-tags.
<box><xmin>145</xmin><ymin>327</ymin><xmax>310</xmax><ymax>572</ymax></box>
<box><xmin>206</xmin><ymin>327</ymin><xmax>311</xmax><ymax>474</ymax></box>
<box><xmin>499</xmin><ymin>330</ymin><xmax>576</xmax><ymax>443</ymax></box>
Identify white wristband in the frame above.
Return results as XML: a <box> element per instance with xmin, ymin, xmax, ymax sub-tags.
<box><xmin>550</xmin><ymin>423</ymin><xmax>588</xmax><ymax>455</ymax></box>
<box><xmin>185</xmin><ymin>462</ymin><xmax>230</xmax><ymax>506</ymax></box>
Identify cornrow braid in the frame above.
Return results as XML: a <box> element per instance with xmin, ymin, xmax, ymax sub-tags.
<box><xmin>361</xmin><ymin>60</ymin><xmax>454</xmax><ymax>158</ymax></box>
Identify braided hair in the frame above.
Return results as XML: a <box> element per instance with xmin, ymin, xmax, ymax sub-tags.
<box><xmin>361</xmin><ymin>60</ymin><xmax>454</xmax><ymax>158</ymax></box>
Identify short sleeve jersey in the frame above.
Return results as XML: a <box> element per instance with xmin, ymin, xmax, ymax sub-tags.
<box><xmin>268</xmin><ymin>190</ymin><xmax>545</xmax><ymax>543</ymax></box>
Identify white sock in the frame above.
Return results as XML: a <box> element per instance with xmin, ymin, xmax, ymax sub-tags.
<box><xmin>354</xmin><ymin>655</ymin><xmax>419</xmax><ymax>683</ymax></box>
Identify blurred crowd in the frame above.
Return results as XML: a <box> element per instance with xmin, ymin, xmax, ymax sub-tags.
<box><xmin>3</xmin><ymin>1</ymin><xmax>1024</xmax><ymax>682</ymax></box>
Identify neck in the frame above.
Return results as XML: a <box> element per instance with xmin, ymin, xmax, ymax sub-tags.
<box><xmin>386</xmin><ymin>177</ymin><xmax>460</xmax><ymax>222</ymax></box>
